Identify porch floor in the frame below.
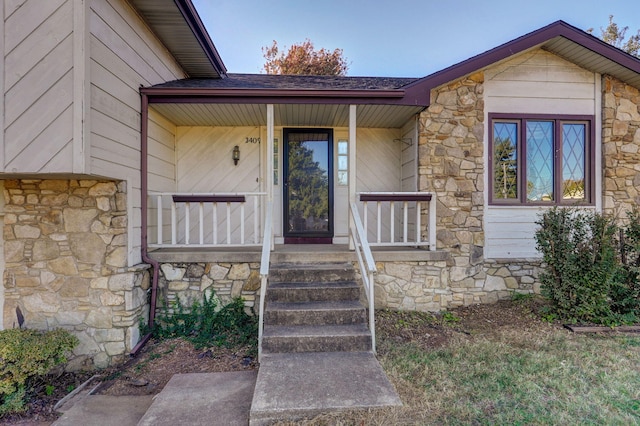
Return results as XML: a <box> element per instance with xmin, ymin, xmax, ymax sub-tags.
<box><xmin>148</xmin><ymin>244</ymin><xmax>449</xmax><ymax>264</ymax></box>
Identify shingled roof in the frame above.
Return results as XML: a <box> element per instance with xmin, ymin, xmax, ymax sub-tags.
<box><xmin>151</xmin><ymin>74</ymin><xmax>419</xmax><ymax>90</ymax></box>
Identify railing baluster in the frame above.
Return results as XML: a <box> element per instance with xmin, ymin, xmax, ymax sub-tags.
<box><xmin>390</xmin><ymin>201</ymin><xmax>395</xmax><ymax>244</ymax></box>
<box><xmin>226</xmin><ymin>202</ymin><xmax>231</xmax><ymax>244</ymax></box>
<box><xmin>171</xmin><ymin>201</ymin><xmax>177</xmax><ymax>245</ymax></box>
<box><xmin>184</xmin><ymin>202</ymin><xmax>190</xmax><ymax>245</ymax></box>
<box><xmin>240</xmin><ymin>203</ymin><xmax>245</xmax><ymax>244</ymax></box>
<box><xmin>199</xmin><ymin>202</ymin><xmax>204</xmax><ymax>244</ymax></box>
<box><xmin>157</xmin><ymin>195</ymin><xmax>163</xmax><ymax>244</ymax></box>
<box><xmin>254</xmin><ymin>196</ymin><xmax>259</xmax><ymax>244</ymax></box>
<box><xmin>213</xmin><ymin>203</ymin><xmax>218</xmax><ymax>244</ymax></box>
<box><xmin>416</xmin><ymin>200</ymin><xmax>421</xmax><ymax>244</ymax></box>
<box><xmin>376</xmin><ymin>201</ymin><xmax>381</xmax><ymax>244</ymax></box>
<box><xmin>403</xmin><ymin>201</ymin><xmax>409</xmax><ymax>243</ymax></box>
<box><xmin>429</xmin><ymin>196</ymin><xmax>437</xmax><ymax>251</ymax></box>
<box><xmin>363</xmin><ymin>201</ymin><xmax>368</xmax><ymax>240</ymax></box>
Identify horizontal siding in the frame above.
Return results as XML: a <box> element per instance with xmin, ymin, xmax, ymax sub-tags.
<box><xmin>484</xmin><ymin>207</ymin><xmax>544</xmax><ymax>258</ymax></box>
<box><xmin>3</xmin><ymin>0</ymin><xmax>74</xmax><ymax>172</ymax></box>
<box><xmin>483</xmin><ymin>49</ymin><xmax>598</xmax><ymax>259</ymax></box>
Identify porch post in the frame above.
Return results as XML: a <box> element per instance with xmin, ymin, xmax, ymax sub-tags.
<box><xmin>349</xmin><ymin>105</ymin><xmax>357</xmax><ymax>250</ymax></box>
<box><xmin>266</xmin><ymin>104</ymin><xmax>274</xmax><ymax>249</ymax></box>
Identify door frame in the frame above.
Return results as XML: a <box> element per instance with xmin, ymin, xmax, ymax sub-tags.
<box><xmin>282</xmin><ymin>128</ymin><xmax>334</xmax><ymax>243</ymax></box>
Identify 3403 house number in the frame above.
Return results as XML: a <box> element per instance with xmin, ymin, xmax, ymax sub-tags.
<box><xmin>245</xmin><ymin>137</ymin><xmax>261</xmax><ymax>144</ymax></box>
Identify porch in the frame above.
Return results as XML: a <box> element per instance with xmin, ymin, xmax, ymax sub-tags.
<box><xmin>148</xmin><ymin>243</ymin><xmax>448</xmax><ymax>264</ymax></box>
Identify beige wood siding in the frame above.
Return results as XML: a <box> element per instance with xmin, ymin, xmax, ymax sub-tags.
<box><xmin>483</xmin><ymin>50</ymin><xmax>600</xmax><ymax>259</ymax></box>
<box><xmin>3</xmin><ymin>0</ymin><xmax>74</xmax><ymax>172</ymax></box>
<box><xmin>89</xmin><ymin>0</ymin><xmax>185</xmax><ymax>263</ymax></box>
<box><xmin>175</xmin><ymin>126</ymin><xmax>262</xmax><ymax>243</ymax></box>
<box><xmin>356</xmin><ymin>128</ymin><xmax>402</xmax><ymax>241</ymax></box>
<box><xmin>401</xmin><ymin>118</ymin><xmax>418</xmax><ymax>192</ymax></box>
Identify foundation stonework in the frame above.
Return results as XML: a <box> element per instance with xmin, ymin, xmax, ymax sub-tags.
<box><xmin>2</xmin><ymin>179</ymin><xmax>149</xmax><ymax>369</ymax></box>
<box><xmin>157</xmin><ymin>262</ymin><xmax>260</xmax><ymax>313</ymax></box>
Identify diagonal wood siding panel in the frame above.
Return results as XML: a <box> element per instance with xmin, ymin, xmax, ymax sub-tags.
<box><xmin>3</xmin><ymin>0</ymin><xmax>73</xmax><ymax>172</ymax></box>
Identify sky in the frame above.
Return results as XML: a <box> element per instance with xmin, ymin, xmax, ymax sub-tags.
<box><xmin>191</xmin><ymin>0</ymin><xmax>640</xmax><ymax>78</ymax></box>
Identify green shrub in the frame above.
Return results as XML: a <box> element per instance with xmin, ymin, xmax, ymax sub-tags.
<box><xmin>148</xmin><ymin>289</ymin><xmax>257</xmax><ymax>353</ymax></box>
<box><xmin>535</xmin><ymin>207</ymin><xmax>640</xmax><ymax>326</ymax></box>
<box><xmin>0</xmin><ymin>328</ymin><xmax>78</xmax><ymax>415</ymax></box>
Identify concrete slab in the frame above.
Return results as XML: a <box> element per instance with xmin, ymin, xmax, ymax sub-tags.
<box><xmin>138</xmin><ymin>371</ymin><xmax>257</xmax><ymax>426</ymax></box>
<box><xmin>52</xmin><ymin>395</ymin><xmax>153</xmax><ymax>426</ymax></box>
<box><xmin>250</xmin><ymin>352</ymin><xmax>402</xmax><ymax>425</ymax></box>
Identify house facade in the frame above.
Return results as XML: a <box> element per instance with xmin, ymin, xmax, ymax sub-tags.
<box><xmin>1</xmin><ymin>0</ymin><xmax>639</xmax><ymax>368</ymax></box>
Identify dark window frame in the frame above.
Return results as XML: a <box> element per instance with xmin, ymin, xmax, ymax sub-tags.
<box><xmin>488</xmin><ymin>113</ymin><xmax>595</xmax><ymax>206</ymax></box>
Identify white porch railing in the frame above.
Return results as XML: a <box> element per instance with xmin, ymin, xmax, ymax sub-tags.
<box><xmin>359</xmin><ymin>192</ymin><xmax>437</xmax><ymax>250</ymax></box>
<box><xmin>350</xmin><ymin>202</ymin><xmax>377</xmax><ymax>354</ymax></box>
<box><xmin>258</xmin><ymin>200</ymin><xmax>274</xmax><ymax>361</ymax></box>
<box><xmin>148</xmin><ymin>192</ymin><xmax>267</xmax><ymax>248</ymax></box>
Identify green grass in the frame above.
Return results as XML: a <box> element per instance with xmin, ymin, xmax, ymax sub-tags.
<box><xmin>281</xmin><ymin>307</ymin><xmax>640</xmax><ymax>425</ymax></box>
<box><xmin>379</xmin><ymin>329</ymin><xmax>640</xmax><ymax>424</ymax></box>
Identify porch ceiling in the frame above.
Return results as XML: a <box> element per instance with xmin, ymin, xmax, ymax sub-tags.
<box><xmin>150</xmin><ymin>103</ymin><xmax>424</xmax><ymax>128</ymax></box>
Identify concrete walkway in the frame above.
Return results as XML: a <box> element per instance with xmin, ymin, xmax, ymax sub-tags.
<box><xmin>51</xmin><ymin>352</ymin><xmax>400</xmax><ymax>425</ymax></box>
<box><xmin>52</xmin><ymin>371</ymin><xmax>257</xmax><ymax>426</ymax></box>
<box><xmin>250</xmin><ymin>352</ymin><xmax>402</xmax><ymax>425</ymax></box>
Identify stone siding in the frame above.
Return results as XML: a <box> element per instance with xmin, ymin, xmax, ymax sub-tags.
<box><xmin>602</xmin><ymin>75</ymin><xmax>640</xmax><ymax>216</ymax></box>
<box><xmin>157</xmin><ymin>262</ymin><xmax>260</xmax><ymax>313</ymax></box>
<box><xmin>372</xmin><ymin>258</ymin><xmax>541</xmax><ymax>311</ymax></box>
<box><xmin>2</xmin><ymin>179</ymin><xmax>149</xmax><ymax>369</ymax></box>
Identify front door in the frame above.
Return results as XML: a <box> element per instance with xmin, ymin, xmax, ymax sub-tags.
<box><xmin>283</xmin><ymin>128</ymin><xmax>333</xmax><ymax>243</ymax></box>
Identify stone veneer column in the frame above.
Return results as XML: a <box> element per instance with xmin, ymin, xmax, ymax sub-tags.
<box><xmin>418</xmin><ymin>73</ymin><xmax>485</xmax><ymax>301</ymax></box>
<box><xmin>602</xmin><ymin>75</ymin><xmax>640</xmax><ymax>215</ymax></box>
<box><xmin>2</xmin><ymin>179</ymin><xmax>149</xmax><ymax>369</ymax></box>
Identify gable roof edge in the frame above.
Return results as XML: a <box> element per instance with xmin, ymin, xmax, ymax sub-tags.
<box><xmin>174</xmin><ymin>0</ymin><xmax>227</xmax><ymax>77</ymax></box>
<box><xmin>407</xmin><ymin>20</ymin><xmax>640</xmax><ymax>104</ymax></box>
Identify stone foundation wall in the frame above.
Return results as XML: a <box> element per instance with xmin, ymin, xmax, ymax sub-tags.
<box><xmin>602</xmin><ymin>75</ymin><xmax>640</xmax><ymax>216</ymax></box>
<box><xmin>2</xmin><ymin>179</ymin><xmax>149</xmax><ymax>369</ymax></box>
<box><xmin>372</xmin><ymin>258</ymin><xmax>541</xmax><ymax>311</ymax></box>
<box><xmin>157</xmin><ymin>262</ymin><xmax>261</xmax><ymax>312</ymax></box>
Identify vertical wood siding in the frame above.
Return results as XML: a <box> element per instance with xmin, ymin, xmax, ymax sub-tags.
<box><xmin>483</xmin><ymin>50</ymin><xmax>598</xmax><ymax>258</ymax></box>
<box><xmin>3</xmin><ymin>0</ymin><xmax>74</xmax><ymax>172</ymax></box>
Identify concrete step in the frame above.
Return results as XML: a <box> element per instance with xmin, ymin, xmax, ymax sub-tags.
<box><xmin>262</xmin><ymin>324</ymin><xmax>372</xmax><ymax>353</ymax></box>
<box><xmin>249</xmin><ymin>352</ymin><xmax>402</xmax><ymax>425</ymax></box>
<box><xmin>270</xmin><ymin>263</ymin><xmax>355</xmax><ymax>284</ymax></box>
<box><xmin>264</xmin><ymin>300</ymin><xmax>366</xmax><ymax>326</ymax></box>
<box><xmin>267</xmin><ymin>280</ymin><xmax>360</xmax><ymax>303</ymax></box>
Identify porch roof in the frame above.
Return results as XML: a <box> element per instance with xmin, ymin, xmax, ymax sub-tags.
<box><xmin>143</xmin><ymin>74</ymin><xmax>427</xmax><ymax>128</ymax></box>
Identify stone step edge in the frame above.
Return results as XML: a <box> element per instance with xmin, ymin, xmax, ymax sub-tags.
<box><xmin>268</xmin><ymin>280</ymin><xmax>359</xmax><ymax>289</ymax></box>
<box><xmin>262</xmin><ymin>324</ymin><xmax>371</xmax><ymax>338</ymax></box>
<box><xmin>265</xmin><ymin>300</ymin><xmax>365</xmax><ymax>311</ymax></box>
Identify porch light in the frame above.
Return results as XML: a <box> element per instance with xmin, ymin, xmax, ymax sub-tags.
<box><xmin>232</xmin><ymin>145</ymin><xmax>240</xmax><ymax>165</ymax></box>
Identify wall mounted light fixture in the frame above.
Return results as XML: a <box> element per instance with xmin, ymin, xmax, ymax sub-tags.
<box><xmin>232</xmin><ymin>145</ymin><xmax>240</xmax><ymax>165</ymax></box>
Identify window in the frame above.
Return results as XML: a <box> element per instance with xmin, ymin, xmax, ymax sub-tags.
<box><xmin>337</xmin><ymin>140</ymin><xmax>348</xmax><ymax>185</ymax></box>
<box><xmin>490</xmin><ymin>114</ymin><xmax>593</xmax><ymax>205</ymax></box>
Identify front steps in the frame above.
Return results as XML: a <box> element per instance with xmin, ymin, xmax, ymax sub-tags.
<box><xmin>261</xmin><ymin>263</ymin><xmax>371</xmax><ymax>354</ymax></box>
<box><xmin>250</xmin><ymin>262</ymin><xmax>401</xmax><ymax>424</ymax></box>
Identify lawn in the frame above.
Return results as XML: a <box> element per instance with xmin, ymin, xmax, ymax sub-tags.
<box><xmin>280</xmin><ymin>299</ymin><xmax>640</xmax><ymax>425</ymax></box>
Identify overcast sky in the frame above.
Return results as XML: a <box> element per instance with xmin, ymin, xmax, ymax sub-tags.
<box><xmin>192</xmin><ymin>0</ymin><xmax>640</xmax><ymax>77</ymax></box>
